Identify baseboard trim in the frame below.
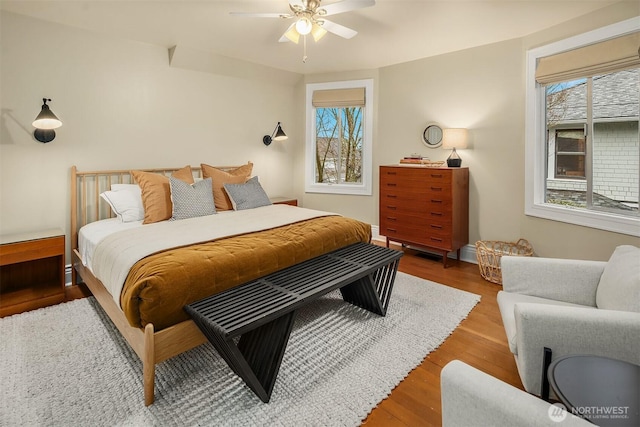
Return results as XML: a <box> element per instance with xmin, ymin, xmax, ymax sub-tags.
<box><xmin>65</xmin><ymin>265</ymin><xmax>73</xmax><ymax>286</ymax></box>
<box><xmin>371</xmin><ymin>225</ymin><xmax>477</xmax><ymax>264</ymax></box>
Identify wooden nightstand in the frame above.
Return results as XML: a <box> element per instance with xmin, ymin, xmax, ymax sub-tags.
<box><xmin>270</xmin><ymin>197</ymin><xmax>298</xmax><ymax>206</ymax></box>
<box><xmin>0</xmin><ymin>229</ymin><xmax>65</xmax><ymax>317</ymax></box>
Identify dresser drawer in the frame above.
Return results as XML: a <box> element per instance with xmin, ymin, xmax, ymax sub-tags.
<box><xmin>380</xmin><ymin>211</ymin><xmax>429</xmax><ymax>228</ymax></box>
<box><xmin>380</xmin><ymin>176</ymin><xmax>452</xmax><ymax>197</ymax></box>
<box><xmin>381</xmin><ymin>224</ymin><xmax>452</xmax><ymax>249</ymax></box>
<box><xmin>381</xmin><ymin>192</ymin><xmax>452</xmax><ymax>214</ymax></box>
<box><xmin>381</xmin><ymin>167</ymin><xmax>451</xmax><ymax>182</ymax></box>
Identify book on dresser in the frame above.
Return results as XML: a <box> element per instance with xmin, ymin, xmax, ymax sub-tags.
<box><xmin>379</xmin><ymin>165</ymin><xmax>469</xmax><ymax>267</ymax></box>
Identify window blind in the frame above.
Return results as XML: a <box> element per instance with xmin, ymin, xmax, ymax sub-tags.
<box><xmin>312</xmin><ymin>88</ymin><xmax>365</xmax><ymax>107</ymax></box>
<box><xmin>535</xmin><ymin>31</ymin><xmax>640</xmax><ymax>85</ymax></box>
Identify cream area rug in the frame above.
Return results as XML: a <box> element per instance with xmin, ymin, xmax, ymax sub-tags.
<box><xmin>0</xmin><ymin>272</ymin><xmax>480</xmax><ymax>426</ymax></box>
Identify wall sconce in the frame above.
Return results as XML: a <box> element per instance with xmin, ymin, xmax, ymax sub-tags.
<box><xmin>32</xmin><ymin>98</ymin><xmax>62</xmax><ymax>143</ymax></box>
<box><xmin>263</xmin><ymin>122</ymin><xmax>288</xmax><ymax>146</ymax></box>
<box><xmin>442</xmin><ymin>128</ymin><xmax>468</xmax><ymax>167</ymax></box>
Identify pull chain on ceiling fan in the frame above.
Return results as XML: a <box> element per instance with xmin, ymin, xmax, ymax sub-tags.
<box><xmin>230</xmin><ymin>0</ymin><xmax>375</xmax><ymax>62</ymax></box>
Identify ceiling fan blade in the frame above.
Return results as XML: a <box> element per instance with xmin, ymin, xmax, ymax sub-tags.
<box><xmin>320</xmin><ymin>0</ymin><xmax>375</xmax><ymax>17</ymax></box>
<box><xmin>288</xmin><ymin>0</ymin><xmax>305</xmax><ymax>9</ymax></box>
<box><xmin>320</xmin><ymin>19</ymin><xmax>358</xmax><ymax>39</ymax></box>
<box><xmin>229</xmin><ymin>12</ymin><xmax>291</xmax><ymax>19</ymax></box>
<box><xmin>279</xmin><ymin>23</ymin><xmax>299</xmax><ymax>44</ymax></box>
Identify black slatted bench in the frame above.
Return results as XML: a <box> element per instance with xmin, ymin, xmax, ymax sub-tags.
<box><xmin>184</xmin><ymin>242</ymin><xmax>403</xmax><ymax>403</ymax></box>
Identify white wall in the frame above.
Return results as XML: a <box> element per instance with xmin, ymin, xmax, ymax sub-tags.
<box><xmin>1</xmin><ymin>12</ymin><xmax>300</xmax><ymax>257</ymax></box>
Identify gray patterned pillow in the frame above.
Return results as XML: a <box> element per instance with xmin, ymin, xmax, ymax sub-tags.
<box><xmin>169</xmin><ymin>176</ymin><xmax>216</xmax><ymax>220</ymax></box>
<box><xmin>223</xmin><ymin>176</ymin><xmax>272</xmax><ymax>210</ymax></box>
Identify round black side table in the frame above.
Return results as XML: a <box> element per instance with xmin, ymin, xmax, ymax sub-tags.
<box><xmin>548</xmin><ymin>354</ymin><xmax>640</xmax><ymax>427</ymax></box>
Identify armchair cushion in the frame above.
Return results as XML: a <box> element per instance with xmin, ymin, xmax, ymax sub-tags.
<box><xmin>596</xmin><ymin>245</ymin><xmax>640</xmax><ymax>313</ymax></box>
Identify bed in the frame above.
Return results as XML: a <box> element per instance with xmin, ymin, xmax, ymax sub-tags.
<box><xmin>70</xmin><ymin>165</ymin><xmax>371</xmax><ymax>405</ymax></box>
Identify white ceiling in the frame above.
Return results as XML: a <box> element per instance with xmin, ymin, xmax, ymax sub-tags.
<box><xmin>1</xmin><ymin>0</ymin><xmax>622</xmax><ymax>75</ymax></box>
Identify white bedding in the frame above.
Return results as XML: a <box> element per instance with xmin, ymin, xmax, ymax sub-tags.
<box><xmin>80</xmin><ymin>205</ymin><xmax>335</xmax><ymax>307</ymax></box>
<box><xmin>79</xmin><ymin>218</ymin><xmax>143</xmax><ymax>272</ymax></box>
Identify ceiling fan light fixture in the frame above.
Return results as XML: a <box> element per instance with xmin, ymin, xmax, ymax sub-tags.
<box><xmin>311</xmin><ymin>23</ymin><xmax>328</xmax><ymax>42</ymax></box>
<box><xmin>295</xmin><ymin>17</ymin><xmax>312</xmax><ymax>35</ymax></box>
<box><xmin>284</xmin><ymin>25</ymin><xmax>300</xmax><ymax>43</ymax></box>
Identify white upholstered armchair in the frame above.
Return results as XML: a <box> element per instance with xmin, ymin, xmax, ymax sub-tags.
<box><xmin>441</xmin><ymin>360</ymin><xmax>591</xmax><ymax>426</ymax></box>
<box><xmin>497</xmin><ymin>245</ymin><xmax>640</xmax><ymax>395</ymax></box>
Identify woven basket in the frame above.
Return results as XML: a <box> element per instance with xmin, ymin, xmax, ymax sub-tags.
<box><xmin>475</xmin><ymin>239</ymin><xmax>534</xmax><ymax>285</ymax></box>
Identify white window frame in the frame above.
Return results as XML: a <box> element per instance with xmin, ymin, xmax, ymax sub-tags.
<box><xmin>525</xmin><ymin>18</ymin><xmax>640</xmax><ymax>237</ymax></box>
<box><xmin>305</xmin><ymin>79</ymin><xmax>373</xmax><ymax>195</ymax></box>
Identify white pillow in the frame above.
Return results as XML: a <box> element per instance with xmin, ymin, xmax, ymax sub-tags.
<box><xmin>100</xmin><ymin>184</ymin><xmax>145</xmax><ymax>223</ymax></box>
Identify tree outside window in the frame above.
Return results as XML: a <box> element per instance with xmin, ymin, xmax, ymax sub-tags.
<box><xmin>315</xmin><ymin>107</ymin><xmax>363</xmax><ymax>184</ymax></box>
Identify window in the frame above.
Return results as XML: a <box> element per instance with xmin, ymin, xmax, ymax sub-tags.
<box><xmin>315</xmin><ymin>106</ymin><xmax>363</xmax><ymax>184</ymax></box>
<box><xmin>554</xmin><ymin>129</ymin><xmax>586</xmax><ymax>179</ymax></box>
<box><xmin>525</xmin><ymin>19</ymin><xmax>640</xmax><ymax>236</ymax></box>
<box><xmin>305</xmin><ymin>79</ymin><xmax>373</xmax><ymax>195</ymax></box>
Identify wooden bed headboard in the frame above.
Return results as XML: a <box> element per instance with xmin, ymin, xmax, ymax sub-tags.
<box><xmin>70</xmin><ymin>165</ymin><xmax>240</xmax><ymax>250</ymax></box>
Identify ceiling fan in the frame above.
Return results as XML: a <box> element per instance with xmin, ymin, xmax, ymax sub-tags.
<box><xmin>231</xmin><ymin>0</ymin><xmax>375</xmax><ymax>55</ymax></box>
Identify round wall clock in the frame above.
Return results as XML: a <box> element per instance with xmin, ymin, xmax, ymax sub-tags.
<box><xmin>422</xmin><ymin>124</ymin><xmax>443</xmax><ymax>148</ymax></box>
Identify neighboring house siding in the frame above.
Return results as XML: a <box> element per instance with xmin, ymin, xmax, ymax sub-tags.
<box><xmin>546</xmin><ymin>69</ymin><xmax>639</xmax><ymax>205</ymax></box>
<box><xmin>592</xmin><ymin>121</ymin><xmax>639</xmax><ymax>202</ymax></box>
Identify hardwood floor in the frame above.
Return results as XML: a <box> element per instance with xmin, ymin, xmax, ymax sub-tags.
<box><xmin>362</xmin><ymin>243</ymin><xmax>523</xmax><ymax>427</ymax></box>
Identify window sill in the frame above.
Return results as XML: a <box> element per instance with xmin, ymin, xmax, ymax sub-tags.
<box><xmin>525</xmin><ymin>202</ymin><xmax>639</xmax><ymax>237</ymax></box>
<box><xmin>305</xmin><ymin>183</ymin><xmax>372</xmax><ymax>196</ymax></box>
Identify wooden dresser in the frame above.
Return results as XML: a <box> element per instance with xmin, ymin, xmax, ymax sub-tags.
<box><xmin>379</xmin><ymin>165</ymin><xmax>469</xmax><ymax>267</ymax></box>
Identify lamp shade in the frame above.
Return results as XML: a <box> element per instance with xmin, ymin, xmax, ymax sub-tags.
<box><xmin>442</xmin><ymin>128</ymin><xmax>468</xmax><ymax>149</ymax></box>
<box><xmin>273</xmin><ymin>123</ymin><xmax>288</xmax><ymax>141</ymax></box>
<box><xmin>263</xmin><ymin>122</ymin><xmax>288</xmax><ymax>146</ymax></box>
<box><xmin>32</xmin><ymin>100</ymin><xmax>62</xmax><ymax>130</ymax></box>
<box><xmin>311</xmin><ymin>22</ymin><xmax>328</xmax><ymax>42</ymax></box>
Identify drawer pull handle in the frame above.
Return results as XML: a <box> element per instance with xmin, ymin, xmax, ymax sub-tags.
<box><xmin>387</xmin><ymin>172</ymin><xmax>397</xmax><ymax>175</ymax></box>
<box><xmin>386</xmin><ymin>206</ymin><xmax>397</xmax><ymax>210</ymax></box>
<box><xmin>430</xmin><ymin>174</ymin><xmax>443</xmax><ymax>178</ymax></box>
<box><xmin>387</xmin><ymin>228</ymin><xmax>397</xmax><ymax>232</ymax></box>
<box><xmin>430</xmin><ymin>187</ymin><xmax>442</xmax><ymax>191</ymax></box>
<box><xmin>431</xmin><ymin>199</ymin><xmax>443</xmax><ymax>203</ymax></box>
<box><xmin>387</xmin><ymin>217</ymin><xmax>397</xmax><ymax>221</ymax></box>
<box><xmin>431</xmin><ymin>212</ymin><xmax>443</xmax><ymax>217</ymax></box>
<box><xmin>387</xmin><ymin>183</ymin><xmax>397</xmax><ymax>187</ymax></box>
<box><xmin>431</xmin><ymin>224</ymin><xmax>443</xmax><ymax>229</ymax></box>
<box><xmin>387</xmin><ymin>194</ymin><xmax>397</xmax><ymax>198</ymax></box>
<box><xmin>430</xmin><ymin>237</ymin><xmax>443</xmax><ymax>242</ymax></box>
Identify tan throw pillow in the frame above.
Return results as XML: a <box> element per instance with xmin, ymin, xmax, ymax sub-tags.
<box><xmin>201</xmin><ymin>162</ymin><xmax>253</xmax><ymax>211</ymax></box>
<box><xmin>131</xmin><ymin>165</ymin><xmax>195</xmax><ymax>224</ymax></box>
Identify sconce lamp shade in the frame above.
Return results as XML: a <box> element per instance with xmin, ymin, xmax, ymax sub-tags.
<box><xmin>263</xmin><ymin>122</ymin><xmax>288</xmax><ymax>146</ymax></box>
<box><xmin>442</xmin><ymin>128</ymin><xmax>468</xmax><ymax>167</ymax></box>
<box><xmin>32</xmin><ymin>99</ymin><xmax>62</xmax><ymax>130</ymax></box>
<box><xmin>33</xmin><ymin>98</ymin><xmax>62</xmax><ymax>143</ymax></box>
